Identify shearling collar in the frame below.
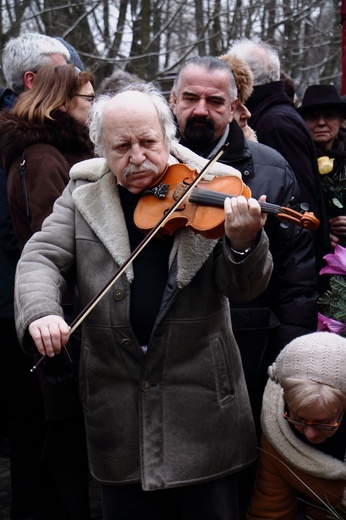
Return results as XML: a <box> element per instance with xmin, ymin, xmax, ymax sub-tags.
<box><xmin>261</xmin><ymin>379</ymin><xmax>346</xmax><ymax>483</ymax></box>
<box><xmin>69</xmin><ymin>145</ymin><xmax>240</xmax><ymax>287</ymax></box>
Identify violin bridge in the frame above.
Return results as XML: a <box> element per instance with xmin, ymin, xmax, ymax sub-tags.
<box><xmin>173</xmin><ymin>181</ymin><xmax>188</xmax><ymax>201</ymax></box>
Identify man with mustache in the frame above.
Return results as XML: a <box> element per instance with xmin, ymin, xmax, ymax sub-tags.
<box><xmin>14</xmin><ymin>83</ymin><xmax>272</xmax><ymax>519</ymax></box>
<box><xmin>172</xmin><ymin>55</ymin><xmax>318</xmax><ymax>399</ymax></box>
<box><xmin>172</xmin><ymin>56</ymin><xmax>320</xmax><ymax>512</ymax></box>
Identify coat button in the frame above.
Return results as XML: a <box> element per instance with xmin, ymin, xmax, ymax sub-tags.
<box><xmin>113</xmin><ymin>288</ymin><xmax>125</xmax><ymax>301</ymax></box>
<box><xmin>141</xmin><ymin>381</ymin><xmax>151</xmax><ymax>392</ymax></box>
<box><xmin>121</xmin><ymin>338</ymin><xmax>132</xmax><ymax>348</ymax></box>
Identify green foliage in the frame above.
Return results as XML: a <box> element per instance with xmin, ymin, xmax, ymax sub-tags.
<box><xmin>319</xmin><ymin>275</ymin><xmax>346</xmax><ymax>335</ymax></box>
<box><xmin>320</xmin><ymin>174</ymin><xmax>345</xmax><ymax>212</ymax></box>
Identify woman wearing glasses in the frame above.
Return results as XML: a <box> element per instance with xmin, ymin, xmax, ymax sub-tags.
<box><xmin>0</xmin><ymin>63</ymin><xmax>94</xmax><ymax>249</ymax></box>
<box><xmin>247</xmin><ymin>331</ymin><xmax>346</xmax><ymax>520</ymax></box>
<box><xmin>0</xmin><ymin>63</ymin><xmax>95</xmax><ymax>519</ymax></box>
<box><xmin>297</xmin><ymin>85</ymin><xmax>346</xmax><ymax>249</ymax></box>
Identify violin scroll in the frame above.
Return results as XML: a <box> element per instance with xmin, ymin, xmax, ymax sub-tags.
<box><xmin>276</xmin><ymin>207</ymin><xmax>320</xmax><ymax>231</ymax></box>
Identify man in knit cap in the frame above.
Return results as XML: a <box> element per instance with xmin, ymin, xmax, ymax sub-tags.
<box><xmin>247</xmin><ymin>331</ymin><xmax>346</xmax><ymax>519</ymax></box>
<box><xmin>54</xmin><ymin>36</ymin><xmax>85</xmax><ymax>71</ymax></box>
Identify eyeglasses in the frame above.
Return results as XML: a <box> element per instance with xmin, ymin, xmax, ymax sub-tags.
<box><xmin>283</xmin><ymin>410</ymin><xmax>343</xmax><ymax>431</ymax></box>
<box><xmin>304</xmin><ymin>112</ymin><xmax>341</xmax><ymax>123</ymax></box>
<box><xmin>75</xmin><ymin>94</ymin><xmax>95</xmax><ymax>103</ymax></box>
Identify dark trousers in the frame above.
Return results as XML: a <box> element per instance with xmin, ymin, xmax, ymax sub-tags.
<box><xmin>101</xmin><ymin>473</ymin><xmax>239</xmax><ymax>520</ymax></box>
<box><xmin>0</xmin><ymin>317</ymin><xmax>91</xmax><ymax>520</ymax></box>
<box><xmin>0</xmin><ymin>317</ymin><xmax>49</xmax><ymax>518</ymax></box>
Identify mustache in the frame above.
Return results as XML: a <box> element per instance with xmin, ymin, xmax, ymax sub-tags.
<box><xmin>122</xmin><ymin>161</ymin><xmax>159</xmax><ymax>180</ymax></box>
<box><xmin>186</xmin><ymin>116</ymin><xmax>214</xmax><ymax>129</ymax></box>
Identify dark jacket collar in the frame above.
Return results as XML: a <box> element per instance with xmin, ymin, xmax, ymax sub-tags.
<box><xmin>178</xmin><ymin>119</ymin><xmax>249</xmax><ymax>163</ymax></box>
<box><xmin>246</xmin><ymin>81</ymin><xmax>292</xmax><ymax>127</ymax></box>
<box><xmin>316</xmin><ymin>131</ymin><xmax>346</xmax><ymax>159</ymax></box>
<box><xmin>224</xmin><ymin>120</ymin><xmax>251</xmax><ymax>162</ymax></box>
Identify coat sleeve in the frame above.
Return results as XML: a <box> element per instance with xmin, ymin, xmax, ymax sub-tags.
<box><xmin>264</xmin><ymin>162</ymin><xmax>318</xmax><ymax>358</ymax></box>
<box><xmin>14</xmin><ymin>181</ymin><xmax>77</xmax><ymax>348</ymax></box>
<box><xmin>7</xmin><ymin>144</ymin><xmax>70</xmax><ymax>246</ymax></box>
<box><xmin>246</xmin><ymin>436</ymin><xmax>299</xmax><ymax>520</ymax></box>
<box><xmin>215</xmin><ymin>228</ymin><xmax>273</xmax><ymax>302</ymax></box>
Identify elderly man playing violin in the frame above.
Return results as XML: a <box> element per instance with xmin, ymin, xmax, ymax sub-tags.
<box><xmin>14</xmin><ymin>83</ymin><xmax>272</xmax><ymax>520</ymax></box>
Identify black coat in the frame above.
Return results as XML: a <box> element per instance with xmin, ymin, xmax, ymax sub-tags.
<box><xmin>217</xmin><ymin>122</ymin><xmax>318</xmax><ymax>354</ymax></box>
<box><xmin>315</xmin><ymin>131</ymin><xmax>346</xmax><ymax>223</ymax></box>
<box><xmin>246</xmin><ymin>81</ymin><xmax>332</xmax><ymax>275</ymax></box>
<box><xmin>0</xmin><ymin>89</ymin><xmax>20</xmax><ymax>319</ymax></box>
<box><xmin>179</xmin><ymin>121</ymin><xmax>319</xmax><ymax>434</ymax></box>
<box><xmin>0</xmin><ymin>106</ymin><xmax>94</xmax><ymax>420</ymax></box>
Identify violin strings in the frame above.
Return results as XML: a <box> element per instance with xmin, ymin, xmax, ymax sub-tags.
<box><xmin>189</xmin><ymin>188</ymin><xmax>282</xmax><ymax>216</ymax></box>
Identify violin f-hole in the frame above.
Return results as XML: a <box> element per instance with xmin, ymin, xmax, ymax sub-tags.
<box><xmin>164</xmin><ymin>203</ymin><xmax>186</xmax><ymax>215</ymax></box>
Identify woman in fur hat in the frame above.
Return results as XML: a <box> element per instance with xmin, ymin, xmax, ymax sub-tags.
<box><xmin>247</xmin><ymin>331</ymin><xmax>346</xmax><ymax>520</ymax></box>
<box><xmin>297</xmin><ymin>84</ymin><xmax>346</xmax><ymax>248</ymax></box>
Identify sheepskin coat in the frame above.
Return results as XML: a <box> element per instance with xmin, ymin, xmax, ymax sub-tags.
<box><xmin>247</xmin><ymin>379</ymin><xmax>346</xmax><ymax>519</ymax></box>
<box><xmin>15</xmin><ymin>149</ymin><xmax>273</xmax><ymax>490</ymax></box>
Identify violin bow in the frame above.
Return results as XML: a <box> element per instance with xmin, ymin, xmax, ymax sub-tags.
<box><xmin>31</xmin><ymin>144</ymin><xmax>229</xmax><ymax>372</ymax></box>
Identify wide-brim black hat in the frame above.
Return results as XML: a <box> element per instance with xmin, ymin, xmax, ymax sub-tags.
<box><xmin>296</xmin><ymin>84</ymin><xmax>346</xmax><ymax>118</ymax></box>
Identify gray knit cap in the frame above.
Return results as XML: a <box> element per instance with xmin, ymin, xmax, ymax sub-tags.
<box><xmin>54</xmin><ymin>37</ymin><xmax>84</xmax><ymax>71</ymax></box>
<box><xmin>268</xmin><ymin>331</ymin><xmax>346</xmax><ymax>394</ymax></box>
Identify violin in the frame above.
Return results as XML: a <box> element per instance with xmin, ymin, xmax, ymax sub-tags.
<box><xmin>134</xmin><ymin>163</ymin><xmax>320</xmax><ymax>239</ymax></box>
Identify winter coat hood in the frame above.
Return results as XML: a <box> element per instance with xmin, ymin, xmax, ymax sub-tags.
<box><xmin>0</xmin><ymin>109</ymin><xmax>93</xmax><ymax>172</ymax></box>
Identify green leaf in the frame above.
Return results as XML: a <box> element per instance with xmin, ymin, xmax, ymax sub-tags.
<box><xmin>332</xmin><ymin>198</ymin><xmax>344</xmax><ymax>209</ymax></box>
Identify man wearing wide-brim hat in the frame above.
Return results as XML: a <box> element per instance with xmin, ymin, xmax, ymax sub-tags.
<box><xmin>298</xmin><ymin>84</ymin><xmax>346</xmax><ymax>249</ymax></box>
